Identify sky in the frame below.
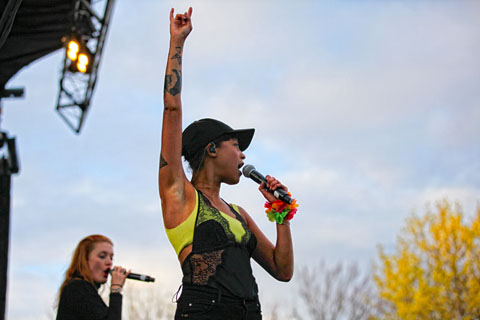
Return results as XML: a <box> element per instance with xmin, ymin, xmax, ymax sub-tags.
<box><xmin>2</xmin><ymin>0</ymin><xmax>480</xmax><ymax>319</ymax></box>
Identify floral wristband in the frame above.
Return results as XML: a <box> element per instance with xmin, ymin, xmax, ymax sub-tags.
<box><xmin>264</xmin><ymin>193</ymin><xmax>298</xmax><ymax>224</ymax></box>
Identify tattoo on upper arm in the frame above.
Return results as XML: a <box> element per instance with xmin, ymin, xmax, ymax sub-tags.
<box><xmin>159</xmin><ymin>154</ymin><xmax>168</xmax><ymax>169</ymax></box>
<box><xmin>164</xmin><ymin>69</ymin><xmax>182</xmax><ymax>96</ymax></box>
<box><xmin>171</xmin><ymin>47</ymin><xmax>182</xmax><ymax>65</ymax></box>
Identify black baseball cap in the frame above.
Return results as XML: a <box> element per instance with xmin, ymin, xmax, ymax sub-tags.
<box><xmin>182</xmin><ymin>118</ymin><xmax>255</xmax><ymax>160</ymax></box>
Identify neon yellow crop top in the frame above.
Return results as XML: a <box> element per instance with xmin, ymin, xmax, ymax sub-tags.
<box><xmin>165</xmin><ymin>190</ymin><xmax>248</xmax><ymax>257</ymax></box>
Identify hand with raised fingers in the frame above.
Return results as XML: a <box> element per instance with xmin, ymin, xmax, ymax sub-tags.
<box><xmin>169</xmin><ymin>7</ymin><xmax>193</xmax><ymax>40</ymax></box>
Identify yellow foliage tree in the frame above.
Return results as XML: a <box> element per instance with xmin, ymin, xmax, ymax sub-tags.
<box><xmin>374</xmin><ymin>200</ymin><xmax>480</xmax><ymax>319</ymax></box>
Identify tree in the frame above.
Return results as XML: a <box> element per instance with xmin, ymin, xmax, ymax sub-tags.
<box><xmin>292</xmin><ymin>260</ymin><xmax>379</xmax><ymax>320</ymax></box>
<box><xmin>374</xmin><ymin>200</ymin><xmax>480</xmax><ymax>319</ymax></box>
<box><xmin>122</xmin><ymin>284</ymin><xmax>176</xmax><ymax>320</ymax></box>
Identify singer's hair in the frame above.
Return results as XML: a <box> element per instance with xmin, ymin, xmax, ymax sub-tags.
<box><xmin>187</xmin><ymin>133</ymin><xmax>237</xmax><ymax>176</ymax></box>
<box><xmin>57</xmin><ymin>234</ymin><xmax>113</xmax><ymax>301</ymax></box>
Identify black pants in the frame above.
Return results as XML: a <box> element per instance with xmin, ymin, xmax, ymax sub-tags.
<box><xmin>175</xmin><ymin>285</ymin><xmax>262</xmax><ymax>320</ymax></box>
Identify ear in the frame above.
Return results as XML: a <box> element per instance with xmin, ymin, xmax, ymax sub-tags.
<box><xmin>207</xmin><ymin>142</ymin><xmax>216</xmax><ymax>155</ymax></box>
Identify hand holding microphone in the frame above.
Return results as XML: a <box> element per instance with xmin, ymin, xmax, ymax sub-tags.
<box><xmin>242</xmin><ymin>164</ymin><xmax>292</xmax><ymax>204</ymax></box>
<box><xmin>109</xmin><ymin>266</ymin><xmax>130</xmax><ymax>292</ymax></box>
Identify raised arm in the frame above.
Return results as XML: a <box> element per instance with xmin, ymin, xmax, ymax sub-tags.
<box><xmin>158</xmin><ymin>8</ymin><xmax>194</xmax><ymax>225</ymax></box>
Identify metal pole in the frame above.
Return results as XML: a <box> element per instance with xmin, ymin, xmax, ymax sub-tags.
<box><xmin>0</xmin><ymin>173</ymin><xmax>11</xmax><ymax>320</ymax></box>
<box><xmin>0</xmin><ymin>119</ymin><xmax>20</xmax><ymax>320</ymax></box>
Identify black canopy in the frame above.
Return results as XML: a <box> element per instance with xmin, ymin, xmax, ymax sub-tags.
<box><xmin>0</xmin><ymin>0</ymin><xmax>75</xmax><ymax>91</ymax></box>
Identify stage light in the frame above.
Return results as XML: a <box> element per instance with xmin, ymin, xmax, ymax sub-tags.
<box><xmin>76</xmin><ymin>53</ymin><xmax>89</xmax><ymax>73</ymax></box>
<box><xmin>67</xmin><ymin>40</ymin><xmax>79</xmax><ymax>60</ymax></box>
<box><xmin>65</xmin><ymin>37</ymin><xmax>91</xmax><ymax>74</ymax></box>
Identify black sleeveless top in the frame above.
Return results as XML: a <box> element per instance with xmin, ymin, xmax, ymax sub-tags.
<box><xmin>181</xmin><ymin>191</ymin><xmax>259</xmax><ymax>299</ymax></box>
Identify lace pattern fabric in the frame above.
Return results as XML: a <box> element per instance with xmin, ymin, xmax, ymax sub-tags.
<box><xmin>190</xmin><ymin>249</ymin><xmax>224</xmax><ymax>285</ymax></box>
<box><xmin>196</xmin><ymin>192</ymin><xmax>251</xmax><ymax>246</ymax></box>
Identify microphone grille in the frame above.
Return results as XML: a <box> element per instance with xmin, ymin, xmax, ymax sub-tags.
<box><xmin>242</xmin><ymin>164</ymin><xmax>255</xmax><ymax>178</ymax></box>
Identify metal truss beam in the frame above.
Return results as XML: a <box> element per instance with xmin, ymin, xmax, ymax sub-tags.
<box><xmin>56</xmin><ymin>0</ymin><xmax>115</xmax><ymax>133</ymax></box>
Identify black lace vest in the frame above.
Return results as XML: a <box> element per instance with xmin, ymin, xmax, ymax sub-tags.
<box><xmin>181</xmin><ymin>190</ymin><xmax>259</xmax><ymax>299</ymax></box>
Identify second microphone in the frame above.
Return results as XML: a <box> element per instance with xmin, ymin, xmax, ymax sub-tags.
<box><xmin>110</xmin><ymin>269</ymin><xmax>155</xmax><ymax>282</ymax></box>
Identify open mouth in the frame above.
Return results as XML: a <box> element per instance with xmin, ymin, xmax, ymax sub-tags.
<box><xmin>103</xmin><ymin>268</ymin><xmax>111</xmax><ymax>278</ymax></box>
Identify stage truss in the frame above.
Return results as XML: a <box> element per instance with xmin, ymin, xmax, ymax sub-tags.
<box><xmin>56</xmin><ymin>0</ymin><xmax>115</xmax><ymax>133</ymax></box>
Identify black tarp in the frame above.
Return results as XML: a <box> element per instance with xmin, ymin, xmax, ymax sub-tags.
<box><xmin>0</xmin><ymin>0</ymin><xmax>76</xmax><ymax>90</ymax></box>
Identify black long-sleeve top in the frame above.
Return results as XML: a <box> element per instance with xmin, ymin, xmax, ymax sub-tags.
<box><xmin>56</xmin><ymin>279</ymin><xmax>122</xmax><ymax>320</ymax></box>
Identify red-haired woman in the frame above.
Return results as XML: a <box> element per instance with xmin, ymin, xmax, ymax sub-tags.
<box><xmin>56</xmin><ymin>234</ymin><xmax>130</xmax><ymax>320</ymax></box>
<box><xmin>159</xmin><ymin>7</ymin><xmax>296</xmax><ymax>320</ymax></box>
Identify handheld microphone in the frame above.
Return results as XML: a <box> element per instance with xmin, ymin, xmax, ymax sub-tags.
<box><xmin>110</xmin><ymin>269</ymin><xmax>155</xmax><ymax>282</ymax></box>
<box><xmin>242</xmin><ymin>164</ymin><xmax>292</xmax><ymax>204</ymax></box>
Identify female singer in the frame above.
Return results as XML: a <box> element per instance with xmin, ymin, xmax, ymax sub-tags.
<box><xmin>56</xmin><ymin>234</ymin><xmax>130</xmax><ymax>320</ymax></box>
<box><xmin>159</xmin><ymin>8</ymin><xmax>297</xmax><ymax>320</ymax></box>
